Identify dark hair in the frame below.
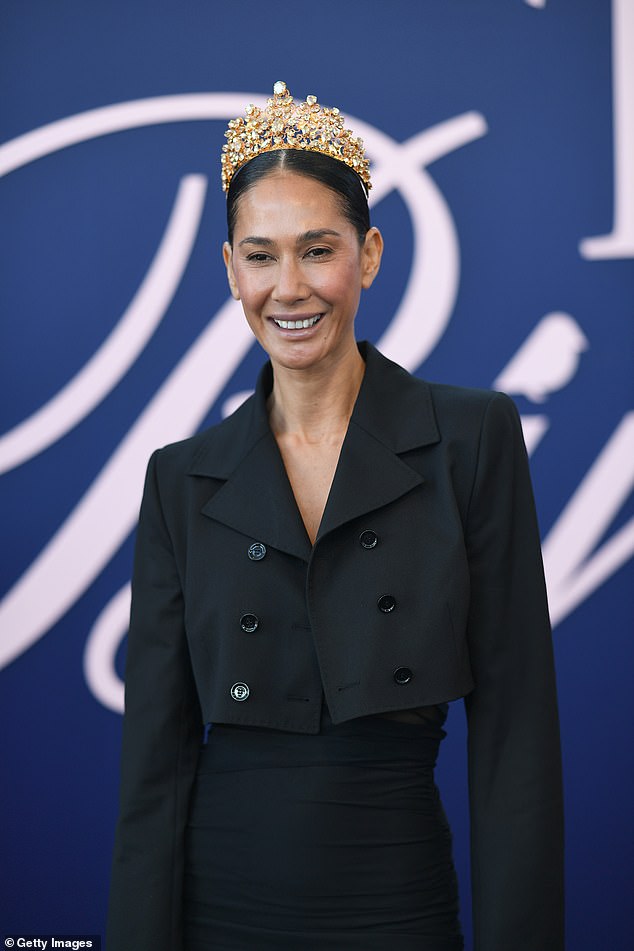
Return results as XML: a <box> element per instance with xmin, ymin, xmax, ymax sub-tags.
<box><xmin>226</xmin><ymin>149</ymin><xmax>371</xmax><ymax>245</ymax></box>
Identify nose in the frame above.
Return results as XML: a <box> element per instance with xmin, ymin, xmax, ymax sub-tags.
<box><xmin>272</xmin><ymin>255</ymin><xmax>309</xmax><ymax>304</ymax></box>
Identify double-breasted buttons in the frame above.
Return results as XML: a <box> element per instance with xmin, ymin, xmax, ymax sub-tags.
<box><xmin>377</xmin><ymin>594</ymin><xmax>396</xmax><ymax>613</ymax></box>
<box><xmin>231</xmin><ymin>682</ymin><xmax>250</xmax><ymax>701</ymax></box>
<box><xmin>393</xmin><ymin>666</ymin><xmax>413</xmax><ymax>685</ymax></box>
<box><xmin>359</xmin><ymin>530</ymin><xmax>378</xmax><ymax>549</ymax></box>
<box><xmin>248</xmin><ymin>542</ymin><xmax>267</xmax><ymax>561</ymax></box>
<box><xmin>240</xmin><ymin>613</ymin><xmax>259</xmax><ymax>633</ymax></box>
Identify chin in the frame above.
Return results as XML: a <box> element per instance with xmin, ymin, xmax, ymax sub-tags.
<box><xmin>271</xmin><ymin>346</ymin><xmax>324</xmax><ymax>372</ymax></box>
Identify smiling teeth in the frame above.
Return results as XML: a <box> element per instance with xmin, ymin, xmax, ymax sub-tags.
<box><xmin>274</xmin><ymin>316</ymin><xmax>321</xmax><ymax>329</ymax></box>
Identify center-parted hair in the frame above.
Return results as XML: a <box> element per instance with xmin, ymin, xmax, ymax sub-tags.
<box><xmin>226</xmin><ymin>149</ymin><xmax>371</xmax><ymax>246</ymax></box>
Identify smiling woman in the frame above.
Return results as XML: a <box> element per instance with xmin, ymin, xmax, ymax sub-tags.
<box><xmin>107</xmin><ymin>82</ymin><xmax>564</xmax><ymax>951</ymax></box>
<box><xmin>222</xmin><ymin>168</ymin><xmax>383</xmax><ymax>379</ymax></box>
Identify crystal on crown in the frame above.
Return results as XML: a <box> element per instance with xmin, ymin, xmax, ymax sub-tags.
<box><xmin>221</xmin><ymin>81</ymin><xmax>372</xmax><ymax>195</ymax></box>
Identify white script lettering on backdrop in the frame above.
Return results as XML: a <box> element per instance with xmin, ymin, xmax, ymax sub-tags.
<box><xmin>1</xmin><ymin>25</ymin><xmax>633</xmax><ymax>711</ymax></box>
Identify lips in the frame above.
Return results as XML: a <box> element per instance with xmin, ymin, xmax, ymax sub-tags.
<box><xmin>272</xmin><ymin>315</ymin><xmax>323</xmax><ymax>330</ymax></box>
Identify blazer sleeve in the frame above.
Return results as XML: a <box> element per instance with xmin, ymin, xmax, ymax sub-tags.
<box><xmin>107</xmin><ymin>450</ymin><xmax>202</xmax><ymax>951</ymax></box>
<box><xmin>463</xmin><ymin>393</ymin><xmax>564</xmax><ymax>951</ymax></box>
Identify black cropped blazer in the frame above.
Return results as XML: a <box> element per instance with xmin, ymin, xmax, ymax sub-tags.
<box><xmin>107</xmin><ymin>341</ymin><xmax>564</xmax><ymax>951</ymax></box>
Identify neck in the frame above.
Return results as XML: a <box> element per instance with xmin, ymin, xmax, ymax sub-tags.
<box><xmin>267</xmin><ymin>344</ymin><xmax>365</xmax><ymax>444</ymax></box>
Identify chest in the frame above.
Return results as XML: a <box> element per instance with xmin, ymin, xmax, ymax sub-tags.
<box><xmin>276</xmin><ymin>440</ymin><xmax>343</xmax><ymax>545</ymax></box>
<box><xmin>179</xmin><ymin>474</ymin><xmax>473</xmax><ymax>729</ymax></box>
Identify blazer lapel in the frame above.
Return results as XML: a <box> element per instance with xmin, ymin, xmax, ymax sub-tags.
<box><xmin>200</xmin><ymin>431</ymin><xmax>312</xmax><ymax>561</ymax></box>
<box><xmin>317</xmin><ymin>342</ymin><xmax>440</xmax><ymax>541</ymax></box>
<box><xmin>188</xmin><ymin>361</ymin><xmax>312</xmax><ymax>562</ymax></box>
<box><xmin>187</xmin><ymin>341</ymin><xmax>440</xmax><ymax>559</ymax></box>
<box><xmin>317</xmin><ymin>423</ymin><xmax>425</xmax><ymax>540</ymax></box>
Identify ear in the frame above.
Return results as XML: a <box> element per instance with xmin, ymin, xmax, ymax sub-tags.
<box><xmin>222</xmin><ymin>241</ymin><xmax>240</xmax><ymax>300</ymax></box>
<box><xmin>360</xmin><ymin>227</ymin><xmax>384</xmax><ymax>289</ymax></box>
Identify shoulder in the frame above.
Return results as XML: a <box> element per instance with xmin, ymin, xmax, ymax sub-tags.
<box><xmin>154</xmin><ymin>426</ymin><xmax>218</xmax><ymax>467</ymax></box>
<box><xmin>421</xmin><ymin>385</ymin><xmax>525</xmax><ymax>494</ymax></box>
<box><xmin>426</xmin><ymin>379</ymin><xmax>504</xmax><ymax>411</ymax></box>
<box><xmin>358</xmin><ymin>341</ymin><xmax>519</xmax><ymax>455</ymax></box>
<box><xmin>361</xmin><ymin>340</ymin><xmax>517</xmax><ymax>435</ymax></box>
<box><xmin>149</xmin><ymin>387</ymin><xmax>261</xmax><ymax>483</ymax></box>
<box><xmin>428</xmin><ymin>385</ymin><xmax>525</xmax><ymax>479</ymax></box>
<box><xmin>427</xmin><ymin>380</ymin><xmax>520</xmax><ymax>433</ymax></box>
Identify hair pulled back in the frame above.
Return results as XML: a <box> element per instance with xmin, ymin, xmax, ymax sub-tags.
<box><xmin>226</xmin><ymin>149</ymin><xmax>371</xmax><ymax>246</ymax></box>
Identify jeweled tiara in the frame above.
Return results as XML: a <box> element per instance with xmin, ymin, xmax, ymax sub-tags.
<box><xmin>221</xmin><ymin>81</ymin><xmax>372</xmax><ymax>195</ymax></box>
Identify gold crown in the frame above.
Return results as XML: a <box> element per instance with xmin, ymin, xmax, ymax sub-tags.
<box><xmin>221</xmin><ymin>81</ymin><xmax>372</xmax><ymax>195</ymax></box>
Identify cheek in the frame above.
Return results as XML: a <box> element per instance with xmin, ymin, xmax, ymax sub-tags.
<box><xmin>234</xmin><ymin>270</ymin><xmax>268</xmax><ymax>306</ymax></box>
<box><xmin>315</xmin><ymin>261</ymin><xmax>362</xmax><ymax>302</ymax></box>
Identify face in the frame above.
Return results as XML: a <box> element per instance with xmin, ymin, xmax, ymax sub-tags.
<box><xmin>223</xmin><ymin>170</ymin><xmax>383</xmax><ymax>373</ymax></box>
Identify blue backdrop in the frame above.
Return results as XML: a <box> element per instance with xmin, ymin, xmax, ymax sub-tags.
<box><xmin>1</xmin><ymin>1</ymin><xmax>633</xmax><ymax>948</ymax></box>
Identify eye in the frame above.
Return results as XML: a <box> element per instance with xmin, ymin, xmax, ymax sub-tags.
<box><xmin>305</xmin><ymin>246</ymin><xmax>332</xmax><ymax>259</ymax></box>
<box><xmin>245</xmin><ymin>252</ymin><xmax>273</xmax><ymax>263</ymax></box>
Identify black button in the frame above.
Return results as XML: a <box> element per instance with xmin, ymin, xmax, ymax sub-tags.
<box><xmin>240</xmin><ymin>613</ymin><xmax>259</xmax><ymax>633</ymax></box>
<box><xmin>377</xmin><ymin>594</ymin><xmax>396</xmax><ymax>613</ymax></box>
<box><xmin>248</xmin><ymin>542</ymin><xmax>267</xmax><ymax>561</ymax></box>
<box><xmin>359</xmin><ymin>530</ymin><xmax>378</xmax><ymax>549</ymax></box>
<box><xmin>393</xmin><ymin>666</ymin><xmax>413</xmax><ymax>685</ymax></box>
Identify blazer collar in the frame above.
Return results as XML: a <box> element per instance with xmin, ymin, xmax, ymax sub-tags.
<box><xmin>188</xmin><ymin>342</ymin><xmax>440</xmax><ymax>560</ymax></box>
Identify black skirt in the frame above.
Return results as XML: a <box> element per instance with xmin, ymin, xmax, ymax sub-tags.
<box><xmin>184</xmin><ymin>704</ymin><xmax>463</xmax><ymax>950</ymax></box>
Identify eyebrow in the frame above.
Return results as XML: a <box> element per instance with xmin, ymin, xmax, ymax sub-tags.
<box><xmin>237</xmin><ymin>229</ymin><xmax>343</xmax><ymax>248</ymax></box>
<box><xmin>238</xmin><ymin>236</ymin><xmax>274</xmax><ymax>248</ymax></box>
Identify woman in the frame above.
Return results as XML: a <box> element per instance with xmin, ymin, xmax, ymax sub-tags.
<box><xmin>107</xmin><ymin>82</ymin><xmax>564</xmax><ymax>951</ymax></box>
